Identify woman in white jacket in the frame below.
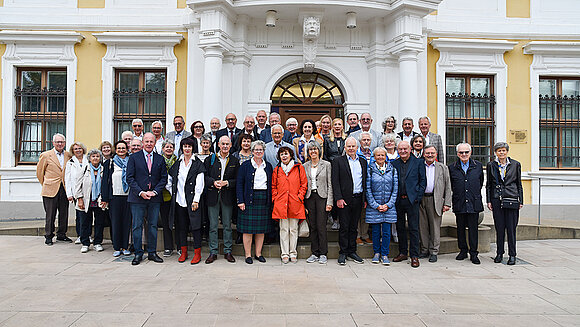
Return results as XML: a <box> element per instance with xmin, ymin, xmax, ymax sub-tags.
<box><xmin>75</xmin><ymin>149</ymin><xmax>106</xmax><ymax>253</ymax></box>
<box><xmin>65</xmin><ymin>142</ymin><xmax>88</xmax><ymax>244</ymax></box>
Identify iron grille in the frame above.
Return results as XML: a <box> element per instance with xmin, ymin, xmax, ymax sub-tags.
<box><xmin>113</xmin><ymin>88</ymin><xmax>166</xmax><ymax>140</ymax></box>
<box><xmin>539</xmin><ymin>94</ymin><xmax>580</xmax><ymax>168</ymax></box>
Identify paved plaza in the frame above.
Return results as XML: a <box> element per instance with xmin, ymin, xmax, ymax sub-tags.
<box><xmin>0</xmin><ymin>235</ymin><xmax>579</xmax><ymax>327</ymax></box>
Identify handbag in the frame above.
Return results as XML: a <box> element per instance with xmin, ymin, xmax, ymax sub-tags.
<box><xmin>298</xmin><ymin>220</ymin><xmax>310</xmax><ymax>237</ymax></box>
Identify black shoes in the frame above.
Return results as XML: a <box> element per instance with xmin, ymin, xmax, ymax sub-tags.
<box><xmin>148</xmin><ymin>253</ymin><xmax>164</xmax><ymax>263</ymax></box>
<box><xmin>132</xmin><ymin>255</ymin><xmax>143</xmax><ymax>266</ymax></box>
<box><xmin>494</xmin><ymin>254</ymin><xmax>503</xmax><ymax>263</ymax></box>
<box><xmin>338</xmin><ymin>254</ymin><xmax>346</xmax><ymax>265</ymax></box>
<box><xmin>45</xmin><ymin>237</ymin><xmax>53</xmax><ymax>246</ymax></box>
<box><xmin>347</xmin><ymin>252</ymin><xmax>364</xmax><ymax>264</ymax></box>
<box><xmin>56</xmin><ymin>236</ymin><xmax>73</xmax><ymax>243</ymax></box>
<box><xmin>245</xmin><ymin>257</ymin><xmax>253</xmax><ymax>264</ymax></box>
<box><xmin>456</xmin><ymin>252</ymin><xmax>468</xmax><ymax>260</ymax></box>
<box><xmin>254</xmin><ymin>255</ymin><xmax>266</xmax><ymax>263</ymax></box>
<box><xmin>418</xmin><ymin>252</ymin><xmax>429</xmax><ymax>259</ymax></box>
<box><xmin>507</xmin><ymin>256</ymin><xmax>516</xmax><ymax>265</ymax></box>
<box><xmin>471</xmin><ymin>255</ymin><xmax>481</xmax><ymax>265</ymax></box>
<box><xmin>429</xmin><ymin>254</ymin><xmax>438</xmax><ymax>263</ymax></box>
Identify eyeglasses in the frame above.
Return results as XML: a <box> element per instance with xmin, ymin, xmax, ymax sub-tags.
<box><xmin>253</xmin><ymin>149</ymin><xmax>264</xmax><ymax>152</ymax></box>
<box><xmin>458</xmin><ymin>151</ymin><xmax>470</xmax><ymax>155</ymax></box>
<box><xmin>226</xmin><ymin>118</ymin><xmax>236</xmax><ymax>121</ymax></box>
<box><xmin>133</xmin><ymin>125</ymin><xmax>142</xmax><ymax>128</ymax></box>
<box><xmin>173</xmin><ymin>122</ymin><xmax>183</xmax><ymax>125</ymax></box>
<box><xmin>194</xmin><ymin>126</ymin><xmax>203</xmax><ymax>129</ymax></box>
<box><xmin>361</xmin><ymin>118</ymin><xmax>371</xmax><ymax>122</ymax></box>
<box><xmin>54</xmin><ymin>141</ymin><xmax>65</xmax><ymax>144</ymax></box>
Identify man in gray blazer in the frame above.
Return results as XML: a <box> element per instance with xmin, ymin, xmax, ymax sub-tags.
<box><xmin>351</xmin><ymin>112</ymin><xmax>381</xmax><ymax>151</ymax></box>
<box><xmin>419</xmin><ymin>145</ymin><xmax>452</xmax><ymax>262</ymax></box>
<box><xmin>418</xmin><ymin>116</ymin><xmax>444</xmax><ymax>164</ymax></box>
<box><xmin>165</xmin><ymin>116</ymin><xmax>192</xmax><ymax>156</ymax></box>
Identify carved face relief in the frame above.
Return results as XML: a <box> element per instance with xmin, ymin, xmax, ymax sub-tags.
<box><xmin>303</xmin><ymin>17</ymin><xmax>320</xmax><ymax>39</ymax></box>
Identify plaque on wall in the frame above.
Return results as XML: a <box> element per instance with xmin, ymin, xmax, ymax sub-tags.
<box><xmin>509</xmin><ymin>130</ymin><xmax>527</xmax><ymax>144</ymax></box>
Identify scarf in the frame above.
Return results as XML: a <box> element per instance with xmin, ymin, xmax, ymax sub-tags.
<box><xmin>495</xmin><ymin>157</ymin><xmax>510</xmax><ymax>181</ymax></box>
<box><xmin>89</xmin><ymin>163</ymin><xmax>102</xmax><ymax>202</ymax></box>
<box><xmin>113</xmin><ymin>155</ymin><xmax>129</xmax><ymax>193</ymax></box>
<box><xmin>281</xmin><ymin>160</ymin><xmax>294</xmax><ymax>175</ymax></box>
<box><xmin>376</xmin><ymin>162</ymin><xmax>387</xmax><ymax>175</ymax></box>
<box><xmin>164</xmin><ymin>154</ymin><xmax>178</xmax><ymax>171</ymax></box>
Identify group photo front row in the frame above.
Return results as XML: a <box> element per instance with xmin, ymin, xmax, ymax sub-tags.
<box><xmin>36</xmin><ymin>111</ymin><xmax>524</xmax><ymax>267</ymax></box>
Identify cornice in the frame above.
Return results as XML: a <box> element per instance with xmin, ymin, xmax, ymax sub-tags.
<box><xmin>94</xmin><ymin>32</ymin><xmax>183</xmax><ymax>47</ymax></box>
<box><xmin>523</xmin><ymin>41</ymin><xmax>580</xmax><ymax>56</ymax></box>
<box><xmin>430</xmin><ymin>38</ymin><xmax>517</xmax><ymax>54</ymax></box>
<box><xmin>0</xmin><ymin>30</ymin><xmax>83</xmax><ymax>44</ymax></box>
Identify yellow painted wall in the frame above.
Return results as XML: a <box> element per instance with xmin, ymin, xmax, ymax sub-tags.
<box><xmin>174</xmin><ymin>32</ymin><xmax>188</xmax><ymax>119</ymax></box>
<box><xmin>506</xmin><ymin>0</ymin><xmax>530</xmax><ymax>18</ymax></box>
<box><xmin>426</xmin><ymin>39</ymin><xmax>440</xmax><ymax>133</ymax></box>
<box><xmin>74</xmin><ymin>32</ymin><xmax>106</xmax><ymax>149</ymax></box>
<box><xmin>177</xmin><ymin>0</ymin><xmax>186</xmax><ymax>8</ymax></box>
<box><xmin>77</xmin><ymin>0</ymin><xmax>105</xmax><ymax>8</ymax></box>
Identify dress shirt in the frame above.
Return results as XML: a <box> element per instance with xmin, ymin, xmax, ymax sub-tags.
<box><xmin>461</xmin><ymin>160</ymin><xmax>469</xmax><ymax>174</ymax></box>
<box><xmin>133</xmin><ymin>133</ymin><xmax>143</xmax><ymax>141</ymax></box>
<box><xmin>347</xmin><ymin>154</ymin><xmax>363</xmax><ymax>194</ymax></box>
<box><xmin>218</xmin><ymin>153</ymin><xmax>229</xmax><ymax>180</ymax></box>
<box><xmin>422</xmin><ymin>133</ymin><xmax>430</xmax><ymax>146</ymax></box>
<box><xmin>112</xmin><ymin>162</ymin><xmax>129</xmax><ymax>196</ymax></box>
<box><xmin>257</xmin><ymin>126</ymin><xmax>267</xmax><ymax>135</ymax></box>
<box><xmin>251</xmin><ymin>158</ymin><xmax>268</xmax><ymax>190</ymax></box>
<box><xmin>172</xmin><ymin>158</ymin><xmax>204</xmax><ymax>207</ymax></box>
<box><xmin>154</xmin><ymin>137</ymin><xmax>164</xmax><ymax>154</ymax></box>
<box><xmin>227</xmin><ymin>129</ymin><xmax>236</xmax><ymax>140</ymax></box>
<box><xmin>265</xmin><ymin>140</ymin><xmax>294</xmax><ymax>167</ymax></box>
<box><xmin>174</xmin><ymin>131</ymin><xmax>184</xmax><ymax>149</ymax></box>
<box><xmin>143</xmin><ymin>150</ymin><xmax>154</xmax><ymax>168</ymax></box>
<box><xmin>54</xmin><ymin>149</ymin><xmax>64</xmax><ymax>168</ymax></box>
<box><xmin>495</xmin><ymin>157</ymin><xmax>511</xmax><ymax>181</ymax></box>
<box><xmin>310</xmin><ymin>166</ymin><xmax>318</xmax><ymax>190</ymax></box>
<box><xmin>401</xmin><ymin>132</ymin><xmax>413</xmax><ymax>143</ymax></box>
<box><xmin>425</xmin><ymin>161</ymin><xmax>436</xmax><ymax>194</ymax></box>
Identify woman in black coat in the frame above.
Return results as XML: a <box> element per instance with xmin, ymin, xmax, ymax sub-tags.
<box><xmin>167</xmin><ymin>137</ymin><xmax>206</xmax><ymax>265</ymax></box>
<box><xmin>486</xmin><ymin>142</ymin><xmax>523</xmax><ymax>265</ymax></box>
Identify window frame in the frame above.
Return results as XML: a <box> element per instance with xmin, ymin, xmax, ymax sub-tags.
<box><xmin>539</xmin><ymin>76</ymin><xmax>580</xmax><ymax>170</ymax></box>
<box><xmin>14</xmin><ymin>67</ymin><xmax>67</xmax><ymax>165</ymax></box>
<box><xmin>113</xmin><ymin>68</ymin><xmax>167</xmax><ymax>140</ymax></box>
<box><xmin>445</xmin><ymin>73</ymin><xmax>496</xmax><ymax>165</ymax></box>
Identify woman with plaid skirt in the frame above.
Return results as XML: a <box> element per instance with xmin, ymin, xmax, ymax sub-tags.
<box><xmin>236</xmin><ymin>140</ymin><xmax>273</xmax><ymax>264</ymax></box>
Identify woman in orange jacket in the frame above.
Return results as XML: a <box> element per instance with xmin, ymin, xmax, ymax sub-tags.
<box><xmin>272</xmin><ymin>146</ymin><xmax>308</xmax><ymax>264</ymax></box>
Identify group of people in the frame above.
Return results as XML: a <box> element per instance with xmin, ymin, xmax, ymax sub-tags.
<box><xmin>36</xmin><ymin>110</ymin><xmax>523</xmax><ymax>267</ymax></box>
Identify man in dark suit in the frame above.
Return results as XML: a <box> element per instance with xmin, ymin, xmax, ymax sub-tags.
<box><xmin>215</xmin><ymin>113</ymin><xmax>242</xmax><ymax>150</ymax></box>
<box><xmin>254</xmin><ymin>110</ymin><xmax>270</xmax><ymax>135</ymax></box>
<box><xmin>232</xmin><ymin>115</ymin><xmax>258</xmax><ymax>152</ymax></box>
<box><xmin>331</xmin><ymin>137</ymin><xmax>368</xmax><ymax>265</ymax></box>
<box><xmin>204</xmin><ymin>135</ymin><xmax>239</xmax><ymax>264</ymax></box>
<box><xmin>448</xmin><ymin>142</ymin><xmax>484</xmax><ymax>264</ymax></box>
<box><xmin>392</xmin><ymin>140</ymin><xmax>426</xmax><ymax>268</ymax></box>
<box><xmin>346</xmin><ymin>112</ymin><xmax>361</xmax><ymax>135</ymax></box>
<box><xmin>260</xmin><ymin>112</ymin><xmax>292</xmax><ymax>143</ymax></box>
<box><xmin>397</xmin><ymin>117</ymin><xmax>419</xmax><ymax>143</ymax></box>
<box><xmin>126</xmin><ymin>132</ymin><xmax>168</xmax><ymax>265</ymax></box>
<box><xmin>418</xmin><ymin>116</ymin><xmax>445</xmax><ymax>164</ymax></box>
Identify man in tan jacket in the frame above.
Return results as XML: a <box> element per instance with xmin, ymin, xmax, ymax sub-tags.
<box><xmin>36</xmin><ymin>133</ymin><xmax>72</xmax><ymax>245</ymax></box>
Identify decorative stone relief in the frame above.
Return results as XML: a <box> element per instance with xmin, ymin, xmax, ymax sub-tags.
<box><xmin>303</xmin><ymin>16</ymin><xmax>320</xmax><ymax>72</ymax></box>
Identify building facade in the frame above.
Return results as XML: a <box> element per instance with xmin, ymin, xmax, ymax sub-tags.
<box><xmin>0</xmin><ymin>0</ymin><xmax>579</xmax><ymax>210</ymax></box>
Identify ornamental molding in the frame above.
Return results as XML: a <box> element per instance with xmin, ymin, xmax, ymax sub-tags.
<box><xmin>523</xmin><ymin>41</ymin><xmax>580</xmax><ymax>56</ymax></box>
<box><xmin>94</xmin><ymin>32</ymin><xmax>183</xmax><ymax>47</ymax></box>
<box><xmin>430</xmin><ymin>38</ymin><xmax>517</xmax><ymax>54</ymax></box>
<box><xmin>303</xmin><ymin>16</ymin><xmax>321</xmax><ymax>72</ymax></box>
<box><xmin>0</xmin><ymin>30</ymin><xmax>84</xmax><ymax>45</ymax></box>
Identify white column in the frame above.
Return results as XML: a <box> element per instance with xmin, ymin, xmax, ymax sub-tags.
<box><xmin>202</xmin><ymin>46</ymin><xmax>225</xmax><ymax>124</ymax></box>
<box><xmin>398</xmin><ymin>49</ymin><xmax>419</xmax><ymax>121</ymax></box>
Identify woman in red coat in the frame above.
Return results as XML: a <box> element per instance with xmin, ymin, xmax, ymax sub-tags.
<box><xmin>272</xmin><ymin>146</ymin><xmax>308</xmax><ymax>264</ymax></box>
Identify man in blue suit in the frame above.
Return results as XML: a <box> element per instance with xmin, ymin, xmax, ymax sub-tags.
<box><xmin>127</xmin><ymin>132</ymin><xmax>168</xmax><ymax>265</ymax></box>
<box><xmin>391</xmin><ymin>141</ymin><xmax>426</xmax><ymax>268</ymax></box>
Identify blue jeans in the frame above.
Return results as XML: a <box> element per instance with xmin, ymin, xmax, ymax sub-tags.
<box><xmin>371</xmin><ymin>222</ymin><xmax>392</xmax><ymax>256</ymax></box>
<box><xmin>130</xmin><ymin>202</ymin><xmax>161</xmax><ymax>256</ymax></box>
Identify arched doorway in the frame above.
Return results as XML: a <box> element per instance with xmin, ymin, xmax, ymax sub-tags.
<box><xmin>270</xmin><ymin>72</ymin><xmax>344</xmax><ymax>126</ymax></box>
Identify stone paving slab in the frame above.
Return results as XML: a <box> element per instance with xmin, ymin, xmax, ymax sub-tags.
<box><xmin>0</xmin><ymin>235</ymin><xmax>579</xmax><ymax>326</ymax></box>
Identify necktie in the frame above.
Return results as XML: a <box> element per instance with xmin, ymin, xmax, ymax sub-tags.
<box><xmin>147</xmin><ymin>153</ymin><xmax>152</xmax><ymax>173</ymax></box>
<box><xmin>229</xmin><ymin>130</ymin><xmax>233</xmax><ymax>141</ymax></box>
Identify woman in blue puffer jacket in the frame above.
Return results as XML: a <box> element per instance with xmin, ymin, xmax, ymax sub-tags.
<box><xmin>366</xmin><ymin>147</ymin><xmax>398</xmax><ymax>265</ymax></box>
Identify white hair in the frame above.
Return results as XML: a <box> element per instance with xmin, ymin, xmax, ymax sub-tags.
<box><xmin>271</xmin><ymin>124</ymin><xmax>284</xmax><ymax>132</ymax></box>
<box><xmin>131</xmin><ymin>118</ymin><xmax>143</xmax><ymax>125</ymax></box>
<box><xmin>359</xmin><ymin>131</ymin><xmax>372</xmax><ymax>141</ymax></box>
<box><xmin>373</xmin><ymin>146</ymin><xmax>387</xmax><ymax>156</ymax></box>
<box><xmin>456</xmin><ymin>142</ymin><xmax>472</xmax><ymax>152</ymax></box>
<box><xmin>52</xmin><ymin>133</ymin><xmax>66</xmax><ymax>142</ymax></box>
<box><xmin>345</xmin><ymin>136</ymin><xmax>358</xmax><ymax>146</ymax></box>
<box><xmin>121</xmin><ymin>130</ymin><xmax>133</xmax><ymax>140</ymax></box>
<box><xmin>151</xmin><ymin>120</ymin><xmax>163</xmax><ymax>129</ymax></box>
<box><xmin>270</xmin><ymin>112</ymin><xmax>281</xmax><ymax>119</ymax></box>
<box><xmin>286</xmin><ymin>117</ymin><xmax>298</xmax><ymax>126</ymax></box>
<box><xmin>418</xmin><ymin>116</ymin><xmax>431</xmax><ymax>124</ymax></box>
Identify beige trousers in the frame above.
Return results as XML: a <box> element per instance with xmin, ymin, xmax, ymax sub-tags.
<box><xmin>419</xmin><ymin>196</ymin><xmax>442</xmax><ymax>255</ymax></box>
<box><xmin>357</xmin><ymin>210</ymin><xmax>369</xmax><ymax>239</ymax></box>
<box><xmin>279</xmin><ymin>218</ymin><xmax>299</xmax><ymax>258</ymax></box>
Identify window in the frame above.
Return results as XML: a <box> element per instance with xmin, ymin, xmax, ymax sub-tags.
<box><xmin>539</xmin><ymin>77</ymin><xmax>580</xmax><ymax>169</ymax></box>
<box><xmin>445</xmin><ymin>75</ymin><xmax>495</xmax><ymax>165</ymax></box>
<box><xmin>14</xmin><ymin>68</ymin><xmax>67</xmax><ymax>163</ymax></box>
<box><xmin>113</xmin><ymin>69</ymin><xmax>166</xmax><ymax>140</ymax></box>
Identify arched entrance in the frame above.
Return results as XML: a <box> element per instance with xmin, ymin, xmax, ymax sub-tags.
<box><xmin>270</xmin><ymin>72</ymin><xmax>344</xmax><ymax>126</ymax></box>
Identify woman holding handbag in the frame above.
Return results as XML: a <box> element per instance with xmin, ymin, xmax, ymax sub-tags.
<box><xmin>486</xmin><ymin>142</ymin><xmax>523</xmax><ymax>265</ymax></box>
<box><xmin>272</xmin><ymin>146</ymin><xmax>308</xmax><ymax>264</ymax></box>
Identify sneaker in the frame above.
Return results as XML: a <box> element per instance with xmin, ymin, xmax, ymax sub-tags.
<box><xmin>331</xmin><ymin>221</ymin><xmax>340</xmax><ymax>230</ymax></box>
<box><xmin>382</xmin><ymin>256</ymin><xmax>390</xmax><ymax>265</ymax></box>
<box><xmin>94</xmin><ymin>244</ymin><xmax>104</xmax><ymax>252</ymax></box>
<box><xmin>356</xmin><ymin>238</ymin><xmax>364</xmax><ymax>245</ymax></box>
<box><xmin>347</xmin><ymin>252</ymin><xmax>364</xmax><ymax>264</ymax></box>
<box><xmin>163</xmin><ymin>250</ymin><xmax>173</xmax><ymax>257</ymax></box>
<box><xmin>122</xmin><ymin>249</ymin><xmax>131</xmax><ymax>256</ymax></box>
<box><xmin>81</xmin><ymin>245</ymin><xmax>89</xmax><ymax>253</ymax></box>
<box><xmin>290</xmin><ymin>257</ymin><xmax>298</xmax><ymax>264</ymax></box>
<box><xmin>319</xmin><ymin>255</ymin><xmax>328</xmax><ymax>264</ymax></box>
<box><xmin>306</xmin><ymin>254</ymin><xmax>319</xmax><ymax>263</ymax></box>
<box><xmin>371</xmin><ymin>253</ymin><xmax>380</xmax><ymax>264</ymax></box>
<box><xmin>75</xmin><ymin>237</ymin><xmax>81</xmax><ymax>245</ymax></box>
<box><xmin>113</xmin><ymin>251</ymin><xmax>122</xmax><ymax>257</ymax></box>
<box><xmin>282</xmin><ymin>257</ymin><xmax>289</xmax><ymax>264</ymax></box>
<box><xmin>338</xmin><ymin>254</ymin><xmax>346</xmax><ymax>265</ymax></box>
